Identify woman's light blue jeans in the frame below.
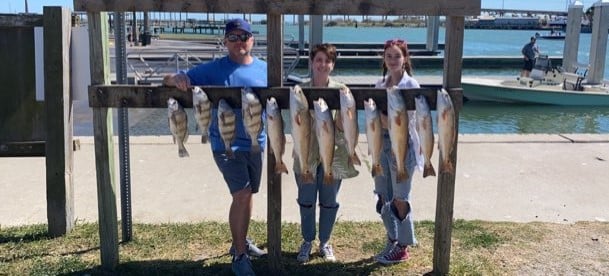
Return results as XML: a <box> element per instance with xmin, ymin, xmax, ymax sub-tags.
<box><xmin>296</xmin><ymin>165</ymin><xmax>341</xmax><ymax>245</ymax></box>
<box><xmin>374</xmin><ymin>131</ymin><xmax>417</xmax><ymax>246</ymax></box>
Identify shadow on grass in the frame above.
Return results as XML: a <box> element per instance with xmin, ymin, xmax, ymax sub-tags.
<box><xmin>0</xmin><ymin>224</ymin><xmax>51</xmax><ymax>244</ymax></box>
<box><xmin>59</xmin><ymin>253</ymin><xmax>386</xmax><ymax>276</ymax></box>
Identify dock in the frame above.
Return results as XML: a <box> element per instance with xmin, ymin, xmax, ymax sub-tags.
<box><xmin>118</xmin><ymin>39</ymin><xmax>559</xmax><ymax>84</ymax></box>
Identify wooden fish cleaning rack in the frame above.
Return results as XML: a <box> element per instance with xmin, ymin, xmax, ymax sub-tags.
<box><xmin>77</xmin><ymin>0</ymin><xmax>478</xmax><ymax>274</ymax></box>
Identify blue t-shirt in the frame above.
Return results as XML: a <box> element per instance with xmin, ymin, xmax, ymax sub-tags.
<box><xmin>186</xmin><ymin>56</ymin><xmax>268</xmax><ymax>153</ymax></box>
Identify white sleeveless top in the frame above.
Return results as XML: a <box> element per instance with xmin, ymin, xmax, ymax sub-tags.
<box><xmin>375</xmin><ymin>75</ymin><xmax>425</xmax><ymax>173</ymax></box>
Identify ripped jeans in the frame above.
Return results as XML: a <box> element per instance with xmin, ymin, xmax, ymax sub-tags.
<box><xmin>296</xmin><ymin>165</ymin><xmax>341</xmax><ymax>245</ymax></box>
<box><xmin>373</xmin><ymin>132</ymin><xmax>417</xmax><ymax>246</ymax></box>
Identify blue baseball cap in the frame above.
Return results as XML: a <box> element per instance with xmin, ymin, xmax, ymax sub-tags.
<box><xmin>225</xmin><ymin>19</ymin><xmax>252</xmax><ymax>35</ymax></box>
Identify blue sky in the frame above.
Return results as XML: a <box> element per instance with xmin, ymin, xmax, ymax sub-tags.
<box><xmin>0</xmin><ymin>0</ymin><xmax>588</xmax><ymax>14</ymax></box>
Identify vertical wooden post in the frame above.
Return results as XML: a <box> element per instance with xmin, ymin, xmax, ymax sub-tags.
<box><xmin>266</xmin><ymin>13</ymin><xmax>283</xmax><ymax>274</ymax></box>
<box><xmin>43</xmin><ymin>6</ymin><xmax>74</xmax><ymax>237</ymax></box>
<box><xmin>434</xmin><ymin>15</ymin><xmax>464</xmax><ymax>275</ymax></box>
<box><xmin>88</xmin><ymin>11</ymin><xmax>119</xmax><ymax>270</ymax></box>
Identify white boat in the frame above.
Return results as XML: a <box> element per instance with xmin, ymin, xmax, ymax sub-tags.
<box><xmin>462</xmin><ymin>55</ymin><xmax>609</xmax><ymax>106</ymax></box>
<box><xmin>462</xmin><ymin>77</ymin><xmax>609</xmax><ymax>106</ymax></box>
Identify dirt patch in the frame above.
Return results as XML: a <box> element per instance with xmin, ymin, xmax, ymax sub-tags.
<box><xmin>491</xmin><ymin>222</ymin><xmax>609</xmax><ymax>274</ymax></box>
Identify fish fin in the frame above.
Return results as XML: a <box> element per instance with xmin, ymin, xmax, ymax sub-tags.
<box><xmin>178</xmin><ymin>148</ymin><xmax>190</xmax><ymax>158</ymax></box>
<box><xmin>352</xmin><ymin>153</ymin><xmax>361</xmax><ymax>166</ymax></box>
<box><xmin>423</xmin><ymin>163</ymin><xmax>436</xmax><ymax>178</ymax></box>
<box><xmin>322</xmin><ymin>120</ymin><xmax>330</xmax><ymax>133</ymax></box>
<box><xmin>201</xmin><ymin>134</ymin><xmax>208</xmax><ymax>144</ymax></box>
<box><xmin>323</xmin><ymin>172</ymin><xmax>334</xmax><ymax>185</ymax></box>
<box><xmin>369</xmin><ymin>121</ymin><xmax>376</xmax><ymax>132</ymax></box>
<box><xmin>295</xmin><ymin>113</ymin><xmax>302</xmax><ymax>126</ymax></box>
<box><xmin>275</xmin><ymin>161</ymin><xmax>289</xmax><ymax>175</ymax></box>
<box><xmin>348</xmin><ymin>108</ymin><xmax>354</xmax><ymax>120</ymax></box>
<box><xmin>395</xmin><ymin>112</ymin><xmax>402</xmax><ymax>126</ymax></box>
<box><xmin>371</xmin><ymin>164</ymin><xmax>384</xmax><ymax>177</ymax></box>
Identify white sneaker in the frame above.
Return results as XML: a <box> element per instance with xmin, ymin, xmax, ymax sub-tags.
<box><xmin>319</xmin><ymin>243</ymin><xmax>336</xmax><ymax>262</ymax></box>
<box><xmin>296</xmin><ymin>241</ymin><xmax>312</xmax><ymax>263</ymax></box>
<box><xmin>374</xmin><ymin>240</ymin><xmax>396</xmax><ymax>261</ymax></box>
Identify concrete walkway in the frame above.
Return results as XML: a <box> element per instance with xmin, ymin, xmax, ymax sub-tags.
<box><xmin>2</xmin><ymin>133</ymin><xmax>608</xmax><ymax>227</ymax></box>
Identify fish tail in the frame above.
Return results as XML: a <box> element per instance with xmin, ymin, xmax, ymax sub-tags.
<box><xmin>178</xmin><ymin>147</ymin><xmax>190</xmax><ymax>158</ymax></box>
<box><xmin>351</xmin><ymin>152</ymin><xmax>361</xmax><ymax>166</ymax></box>
<box><xmin>441</xmin><ymin>159</ymin><xmax>454</xmax><ymax>174</ymax></box>
<box><xmin>423</xmin><ymin>163</ymin><xmax>436</xmax><ymax>178</ymax></box>
<box><xmin>275</xmin><ymin>161</ymin><xmax>289</xmax><ymax>175</ymax></box>
<box><xmin>396</xmin><ymin>168</ymin><xmax>409</xmax><ymax>183</ymax></box>
<box><xmin>371</xmin><ymin>163</ymin><xmax>384</xmax><ymax>177</ymax></box>
<box><xmin>201</xmin><ymin>134</ymin><xmax>208</xmax><ymax>144</ymax></box>
<box><xmin>323</xmin><ymin>172</ymin><xmax>334</xmax><ymax>185</ymax></box>
<box><xmin>301</xmin><ymin>171</ymin><xmax>315</xmax><ymax>184</ymax></box>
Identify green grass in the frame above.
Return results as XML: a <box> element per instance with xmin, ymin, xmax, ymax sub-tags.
<box><xmin>0</xmin><ymin>220</ymin><xmax>577</xmax><ymax>275</ymax></box>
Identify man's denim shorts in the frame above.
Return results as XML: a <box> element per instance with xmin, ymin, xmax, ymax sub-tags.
<box><xmin>212</xmin><ymin>151</ymin><xmax>262</xmax><ymax>194</ymax></box>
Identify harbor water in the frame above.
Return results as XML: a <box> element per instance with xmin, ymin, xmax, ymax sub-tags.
<box><xmin>118</xmin><ymin>26</ymin><xmax>609</xmax><ymax>135</ymax></box>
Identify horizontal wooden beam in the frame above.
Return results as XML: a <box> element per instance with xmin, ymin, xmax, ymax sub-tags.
<box><xmin>73</xmin><ymin>0</ymin><xmax>480</xmax><ymax>16</ymax></box>
<box><xmin>0</xmin><ymin>140</ymin><xmax>81</xmax><ymax>157</ymax></box>
<box><xmin>0</xmin><ymin>14</ymin><xmax>43</xmax><ymax>27</ymax></box>
<box><xmin>0</xmin><ymin>141</ymin><xmax>46</xmax><ymax>157</ymax></box>
<box><xmin>87</xmin><ymin>85</ymin><xmax>462</xmax><ymax>111</ymax></box>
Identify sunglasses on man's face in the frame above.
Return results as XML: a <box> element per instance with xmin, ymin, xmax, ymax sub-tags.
<box><xmin>225</xmin><ymin>33</ymin><xmax>252</xmax><ymax>42</ymax></box>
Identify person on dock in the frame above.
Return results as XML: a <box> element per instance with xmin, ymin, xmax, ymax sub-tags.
<box><xmin>372</xmin><ymin>38</ymin><xmax>424</xmax><ymax>265</ymax></box>
<box><xmin>162</xmin><ymin>18</ymin><xmax>266</xmax><ymax>276</ymax></box>
<box><xmin>521</xmin><ymin>36</ymin><xmax>540</xmax><ymax>77</ymax></box>
<box><xmin>294</xmin><ymin>43</ymin><xmax>359</xmax><ymax>264</ymax></box>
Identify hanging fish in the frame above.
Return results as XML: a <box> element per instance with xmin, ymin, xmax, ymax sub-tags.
<box><xmin>437</xmin><ymin>88</ymin><xmax>456</xmax><ymax>173</ymax></box>
<box><xmin>415</xmin><ymin>95</ymin><xmax>436</xmax><ymax>177</ymax></box>
<box><xmin>290</xmin><ymin>85</ymin><xmax>314</xmax><ymax>184</ymax></box>
<box><xmin>364</xmin><ymin>98</ymin><xmax>384</xmax><ymax>177</ymax></box>
<box><xmin>266</xmin><ymin>97</ymin><xmax>288</xmax><ymax>174</ymax></box>
<box><xmin>218</xmin><ymin>99</ymin><xmax>236</xmax><ymax>159</ymax></box>
<box><xmin>241</xmin><ymin>87</ymin><xmax>263</xmax><ymax>153</ymax></box>
<box><xmin>313</xmin><ymin>98</ymin><xmax>335</xmax><ymax>185</ymax></box>
<box><xmin>192</xmin><ymin>87</ymin><xmax>212</xmax><ymax>143</ymax></box>
<box><xmin>339</xmin><ymin>86</ymin><xmax>361</xmax><ymax>166</ymax></box>
<box><xmin>387</xmin><ymin>86</ymin><xmax>409</xmax><ymax>182</ymax></box>
<box><xmin>167</xmin><ymin>97</ymin><xmax>189</xmax><ymax>158</ymax></box>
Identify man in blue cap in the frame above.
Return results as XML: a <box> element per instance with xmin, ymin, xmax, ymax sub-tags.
<box><xmin>164</xmin><ymin>18</ymin><xmax>266</xmax><ymax>276</ymax></box>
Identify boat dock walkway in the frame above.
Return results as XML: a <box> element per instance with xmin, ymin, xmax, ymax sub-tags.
<box><xmin>118</xmin><ymin>39</ymin><xmax>550</xmax><ymax>84</ymax></box>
